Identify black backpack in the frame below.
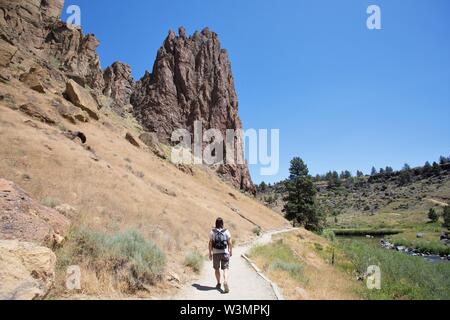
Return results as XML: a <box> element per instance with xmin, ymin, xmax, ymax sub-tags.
<box><xmin>213</xmin><ymin>229</ymin><xmax>228</xmax><ymax>250</ymax></box>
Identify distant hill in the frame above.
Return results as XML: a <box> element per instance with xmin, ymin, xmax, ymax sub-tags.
<box><xmin>257</xmin><ymin>162</ymin><xmax>450</xmax><ymax>228</ymax></box>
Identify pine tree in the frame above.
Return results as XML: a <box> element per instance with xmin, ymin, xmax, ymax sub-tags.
<box><xmin>428</xmin><ymin>208</ymin><xmax>439</xmax><ymax>223</ymax></box>
<box><xmin>443</xmin><ymin>206</ymin><xmax>450</xmax><ymax>229</ymax></box>
<box><xmin>371</xmin><ymin>167</ymin><xmax>377</xmax><ymax>176</ymax></box>
<box><xmin>283</xmin><ymin>157</ymin><xmax>323</xmax><ymax>232</ymax></box>
<box><xmin>439</xmin><ymin>156</ymin><xmax>449</xmax><ymax>165</ymax></box>
<box><xmin>356</xmin><ymin>170</ymin><xmax>364</xmax><ymax>178</ymax></box>
<box><xmin>259</xmin><ymin>181</ymin><xmax>267</xmax><ymax>192</ymax></box>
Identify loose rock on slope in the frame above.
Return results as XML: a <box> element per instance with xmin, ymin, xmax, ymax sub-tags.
<box><xmin>0</xmin><ymin>178</ymin><xmax>70</xmax><ymax>247</ymax></box>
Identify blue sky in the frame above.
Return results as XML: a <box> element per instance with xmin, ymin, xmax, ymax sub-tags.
<box><xmin>62</xmin><ymin>0</ymin><xmax>450</xmax><ymax>184</ymax></box>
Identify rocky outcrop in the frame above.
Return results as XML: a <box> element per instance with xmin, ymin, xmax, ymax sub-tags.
<box><xmin>103</xmin><ymin>62</ymin><xmax>134</xmax><ymax>115</ymax></box>
<box><xmin>64</xmin><ymin>79</ymin><xmax>100</xmax><ymax>120</ymax></box>
<box><xmin>18</xmin><ymin>103</ymin><xmax>57</xmax><ymax>125</ymax></box>
<box><xmin>0</xmin><ymin>240</ymin><xmax>57</xmax><ymax>300</ymax></box>
<box><xmin>0</xmin><ymin>0</ymin><xmax>255</xmax><ymax>193</ymax></box>
<box><xmin>131</xmin><ymin>27</ymin><xmax>255</xmax><ymax>193</ymax></box>
<box><xmin>45</xmin><ymin>23</ymin><xmax>105</xmax><ymax>91</ymax></box>
<box><xmin>0</xmin><ymin>0</ymin><xmax>104</xmax><ymax>91</ymax></box>
<box><xmin>0</xmin><ymin>178</ymin><xmax>70</xmax><ymax>247</ymax></box>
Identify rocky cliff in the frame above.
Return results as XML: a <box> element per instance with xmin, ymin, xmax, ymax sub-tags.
<box><xmin>0</xmin><ymin>0</ymin><xmax>104</xmax><ymax>91</ymax></box>
<box><xmin>0</xmin><ymin>1</ymin><xmax>255</xmax><ymax>193</ymax></box>
<box><xmin>132</xmin><ymin>27</ymin><xmax>255</xmax><ymax>193</ymax></box>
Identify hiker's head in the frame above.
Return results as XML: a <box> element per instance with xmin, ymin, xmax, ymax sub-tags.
<box><xmin>215</xmin><ymin>217</ymin><xmax>224</xmax><ymax>229</ymax></box>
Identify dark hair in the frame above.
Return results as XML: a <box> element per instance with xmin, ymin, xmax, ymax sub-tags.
<box><xmin>215</xmin><ymin>217</ymin><xmax>224</xmax><ymax>229</ymax></box>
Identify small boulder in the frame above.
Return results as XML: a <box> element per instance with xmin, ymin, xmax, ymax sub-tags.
<box><xmin>64</xmin><ymin>79</ymin><xmax>100</xmax><ymax>120</ymax></box>
<box><xmin>125</xmin><ymin>132</ymin><xmax>140</xmax><ymax>148</ymax></box>
<box><xmin>0</xmin><ymin>41</ymin><xmax>17</xmax><ymax>67</ymax></box>
<box><xmin>416</xmin><ymin>233</ymin><xmax>425</xmax><ymax>239</ymax></box>
<box><xmin>19</xmin><ymin>103</ymin><xmax>56</xmax><ymax>125</ymax></box>
<box><xmin>0</xmin><ymin>240</ymin><xmax>56</xmax><ymax>300</ymax></box>
<box><xmin>139</xmin><ymin>132</ymin><xmax>166</xmax><ymax>159</ymax></box>
<box><xmin>55</xmin><ymin>101</ymin><xmax>89</xmax><ymax>123</ymax></box>
<box><xmin>63</xmin><ymin>130</ymin><xmax>87</xmax><ymax>144</ymax></box>
<box><xmin>19</xmin><ymin>68</ymin><xmax>46</xmax><ymax>93</ymax></box>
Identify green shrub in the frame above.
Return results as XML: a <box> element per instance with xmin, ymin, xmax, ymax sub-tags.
<box><xmin>252</xmin><ymin>227</ymin><xmax>262</xmax><ymax>236</ymax></box>
<box><xmin>59</xmin><ymin>227</ymin><xmax>166</xmax><ymax>292</ymax></box>
<box><xmin>250</xmin><ymin>241</ymin><xmax>306</xmax><ymax>283</ymax></box>
<box><xmin>270</xmin><ymin>260</ymin><xmax>303</xmax><ymax>281</ymax></box>
<box><xmin>42</xmin><ymin>197</ymin><xmax>60</xmax><ymax>208</ymax></box>
<box><xmin>184</xmin><ymin>251</ymin><xmax>204</xmax><ymax>273</ymax></box>
<box><xmin>428</xmin><ymin>208</ymin><xmax>439</xmax><ymax>223</ymax></box>
<box><xmin>322</xmin><ymin>229</ymin><xmax>336</xmax><ymax>242</ymax></box>
<box><xmin>443</xmin><ymin>206</ymin><xmax>450</xmax><ymax>229</ymax></box>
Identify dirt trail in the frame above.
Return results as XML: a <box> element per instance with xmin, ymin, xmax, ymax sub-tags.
<box><xmin>172</xmin><ymin>228</ymin><xmax>297</xmax><ymax>300</ymax></box>
<box><xmin>427</xmin><ymin>198</ymin><xmax>449</xmax><ymax>207</ymax></box>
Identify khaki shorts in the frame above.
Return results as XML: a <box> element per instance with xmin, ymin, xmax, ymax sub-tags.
<box><xmin>213</xmin><ymin>253</ymin><xmax>230</xmax><ymax>270</ymax></box>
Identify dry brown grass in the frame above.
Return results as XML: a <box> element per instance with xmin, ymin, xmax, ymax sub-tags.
<box><xmin>0</xmin><ymin>79</ymin><xmax>289</xmax><ymax>299</ymax></box>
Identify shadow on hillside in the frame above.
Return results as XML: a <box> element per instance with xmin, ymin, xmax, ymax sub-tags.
<box><xmin>192</xmin><ymin>284</ymin><xmax>223</xmax><ymax>293</ymax></box>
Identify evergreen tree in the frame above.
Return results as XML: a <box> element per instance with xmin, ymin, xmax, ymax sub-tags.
<box><xmin>356</xmin><ymin>170</ymin><xmax>364</xmax><ymax>178</ymax></box>
<box><xmin>259</xmin><ymin>181</ymin><xmax>267</xmax><ymax>192</ymax></box>
<box><xmin>443</xmin><ymin>206</ymin><xmax>450</xmax><ymax>229</ymax></box>
<box><xmin>440</xmin><ymin>156</ymin><xmax>449</xmax><ymax>165</ymax></box>
<box><xmin>371</xmin><ymin>167</ymin><xmax>377</xmax><ymax>176</ymax></box>
<box><xmin>385</xmin><ymin>166</ymin><xmax>394</xmax><ymax>174</ymax></box>
<box><xmin>432</xmin><ymin>162</ymin><xmax>441</xmax><ymax>174</ymax></box>
<box><xmin>379</xmin><ymin>168</ymin><xmax>385</xmax><ymax>174</ymax></box>
<box><xmin>428</xmin><ymin>208</ymin><xmax>439</xmax><ymax>223</ymax></box>
<box><xmin>403</xmin><ymin>163</ymin><xmax>411</xmax><ymax>171</ymax></box>
<box><xmin>399</xmin><ymin>170</ymin><xmax>411</xmax><ymax>185</ymax></box>
<box><xmin>283</xmin><ymin>157</ymin><xmax>323</xmax><ymax>232</ymax></box>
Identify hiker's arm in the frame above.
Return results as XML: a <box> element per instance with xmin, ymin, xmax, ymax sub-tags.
<box><xmin>228</xmin><ymin>238</ymin><xmax>233</xmax><ymax>257</ymax></box>
<box><xmin>208</xmin><ymin>239</ymin><xmax>213</xmax><ymax>260</ymax></box>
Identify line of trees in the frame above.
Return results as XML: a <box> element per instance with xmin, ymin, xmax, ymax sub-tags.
<box><xmin>311</xmin><ymin>154</ymin><xmax>450</xmax><ymax>185</ymax></box>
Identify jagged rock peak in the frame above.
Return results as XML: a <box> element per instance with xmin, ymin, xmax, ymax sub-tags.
<box><xmin>103</xmin><ymin>61</ymin><xmax>134</xmax><ymax>115</ymax></box>
<box><xmin>131</xmin><ymin>27</ymin><xmax>255</xmax><ymax>193</ymax></box>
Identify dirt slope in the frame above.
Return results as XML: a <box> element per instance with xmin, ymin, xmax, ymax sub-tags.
<box><xmin>0</xmin><ymin>78</ymin><xmax>288</xmax><ymax>297</ymax></box>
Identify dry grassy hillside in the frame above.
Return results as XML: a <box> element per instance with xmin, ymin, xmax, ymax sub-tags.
<box><xmin>0</xmin><ymin>78</ymin><xmax>289</xmax><ymax>298</ymax></box>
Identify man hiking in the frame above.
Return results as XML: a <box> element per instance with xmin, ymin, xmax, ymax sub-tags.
<box><xmin>209</xmin><ymin>217</ymin><xmax>232</xmax><ymax>293</ymax></box>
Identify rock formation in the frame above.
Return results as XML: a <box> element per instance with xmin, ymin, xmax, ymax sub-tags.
<box><xmin>103</xmin><ymin>61</ymin><xmax>134</xmax><ymax>115</ymax></box>
<box><xmin>0</xmin><ymin>178</ymin><xmax>70</xmax><ymax>247</ymax></box>
<box><xmin>0</xmin><ymin>0</ymin><xmax>104</xmax><ymax>91</ymax></box>
<box><xmin>131</xmin><ymin>27</ymin><xmax>255</xmax><ymax>193</ymax></box>
<box><xmin>0</xmin><ymin>240</ymin><xmax>57</xmax><ymax>300</ymax></box>
<box><xmin>0</xmin><ymin>0</ymin><xmax>255</xmax><ymax>193</ymax></box>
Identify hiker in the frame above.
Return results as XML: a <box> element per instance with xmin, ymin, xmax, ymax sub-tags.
<box><xmin>209</xmin><ymin>217</ymin><xmax>232</xmax><ymax>293</ymax></box>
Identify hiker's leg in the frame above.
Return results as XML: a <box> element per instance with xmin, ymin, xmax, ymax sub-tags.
<box><xmin>222</xmin><ymin>268</ymin><xmax>228</xmax><ymax>284</ymax></box>
<box><xmin>215</xmin><ymin>269</ymin><xmax>221</xmax><ymax>285</ymax></box>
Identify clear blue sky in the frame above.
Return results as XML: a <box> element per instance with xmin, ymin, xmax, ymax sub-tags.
<box><xmin>62</xmin><ymin>0</ymin><xmax>450</xmax><ymax>184</ymax></box>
